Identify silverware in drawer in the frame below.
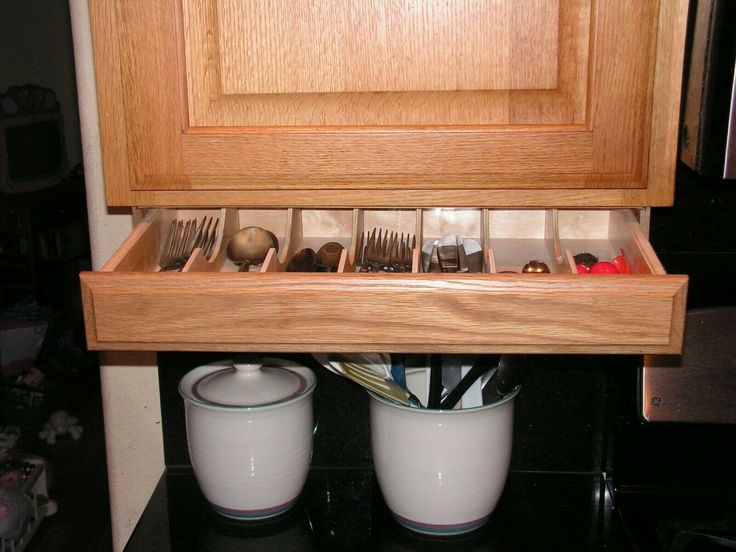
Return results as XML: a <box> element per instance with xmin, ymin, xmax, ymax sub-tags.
<box><xmin>80</xmin><ymin>207</ymin><xmax>687</xmax><ymax>354</ymax></box>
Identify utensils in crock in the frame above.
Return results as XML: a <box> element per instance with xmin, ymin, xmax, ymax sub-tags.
<box><xmin>179</xmin><ymin>355</ymin><xmax>315</xmax><ymax>520</ymax></box>
<box><xmin>438</xmin><ymin>354</ymin><xmax>530</xmax><ymax>409</ymax></box>
<box><xmin>482</xmin><ymin>354</ymin><xmax>532</xmax><ymax>405</ymax></box>
<box><xmin>312</xmin><ymin>353</ymin><xmax>422</xmax><ymax>408</ymax></box>
<box><xmin>226</xmin><ymin>226</ymin><xmax>279</xmax><ymax>271</ymax></box>
<box><xmin>427</xmin><ymin>354</ymin><xmax>443</xmax><ymax>408</ymax></box>
<box><xmin>439</xmin><ymin>355</ymin><xmax>500</xmax><ymax>410</ymax></box>
<box><xmin>370</xmin><ymin>367</ymin><xmax>518</xmax><ymax>535</ymax></box>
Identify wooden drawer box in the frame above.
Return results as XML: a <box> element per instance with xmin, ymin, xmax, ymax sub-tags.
<box><xmin>80</xmin><ymin>208</ymin><xmax>687</xmax><ymax>354</ymax></box>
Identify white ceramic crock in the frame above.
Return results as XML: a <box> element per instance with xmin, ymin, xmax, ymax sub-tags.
<box><xmin>370</xmin><ymin>367</ymin><xmax>518</xmax><ymax>536</ymax></box>
<box><xmin>179</xmin><ymin>356</ymin><xmax>316</xmax><ymax>520</ymax></box>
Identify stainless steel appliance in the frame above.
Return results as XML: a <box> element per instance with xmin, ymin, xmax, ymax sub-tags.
<box><xmin>680</xmin><ymin>0</ymin><xmax>736</xmax><ymax>179</ymax></box>
<box><xmin>641</xmin><ymin>306</ymin><xmax>736</xmax><ymax>424</ymax></box>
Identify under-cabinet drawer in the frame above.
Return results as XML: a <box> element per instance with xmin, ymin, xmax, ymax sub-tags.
<box><xmin>80</xmin><ymin>208</ymin><xmax>687</xmax><ymax>354</ymax></box>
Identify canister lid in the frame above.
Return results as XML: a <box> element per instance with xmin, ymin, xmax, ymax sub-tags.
<box><xmin>189</xmin><ymin>355</ymin><xmax>309</xmax><ymax>407</ymax></box>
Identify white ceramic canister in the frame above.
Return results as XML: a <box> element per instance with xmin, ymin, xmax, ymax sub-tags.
<box><xmin>370</xmin><ymin>367</ymin><xmax>519</xmax><ymax>536</ymax></box>
<box><xmin>179</xmin><ymin>356</ymin><xmax>316</xmax><ymax>520</ymax></box>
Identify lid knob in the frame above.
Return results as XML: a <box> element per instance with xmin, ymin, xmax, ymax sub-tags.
<box><xmin>233</xmin><ymin>354</ymin><xmax>263</xmax><ymax>376</ymax></box>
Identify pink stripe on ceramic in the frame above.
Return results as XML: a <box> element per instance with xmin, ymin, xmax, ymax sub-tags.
<box><xmin>370</xmin><ymin>367</ymin><xmax>518</xmax><ymax>535</ymax></box>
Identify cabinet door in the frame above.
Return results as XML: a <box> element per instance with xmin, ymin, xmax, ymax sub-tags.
<box><xmin>90</xmin><ymin>0</ymin><xmax>687</xmax><ymax>208</ymax></box>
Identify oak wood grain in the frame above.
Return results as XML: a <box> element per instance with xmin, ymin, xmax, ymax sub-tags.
<box><xmin>81</xmin><ymin>207</ymin><xmax>687</xmax><ymax>353</ymax></box>
<box><xmin>89</xmin><ymin>0</ymin><xmax>687</xmax><ymax>206</ymax></box>
<box><xmin>80</xmin><ymin>271</ymin><xmax>687</xmax><ymax>354</ymax></box>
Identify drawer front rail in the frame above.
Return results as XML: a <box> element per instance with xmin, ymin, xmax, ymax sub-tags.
<box><xmin>80</xmin><ymin>272</ymin><xmax>687</xmax><ymax>354</ymax></box>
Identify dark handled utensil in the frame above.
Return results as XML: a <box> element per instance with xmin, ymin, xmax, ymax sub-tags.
<box><xmin>439</xmin><ymin>354</ymin><xmax>500</xmax><ymax>410</ymax></box>
<box><xmin>427</xmin><ymin>354</ymin><xmax>444</xmax><ymax>408</ymax></box>
<box><xmin>481</xmin><ymin>354</ymin><xmax>532</xmax><ymax>405</ymax></box>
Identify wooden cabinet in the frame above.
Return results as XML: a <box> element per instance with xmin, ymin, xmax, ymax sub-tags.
<box><xmin>81</xmin><ymin>0</ymin><xmax>689</xmax><ymax>354</ymax></box>
<box><xmin>90</xmin><ymin>0</ymin><xmax>686</xmax><ymax>208</ymax></box>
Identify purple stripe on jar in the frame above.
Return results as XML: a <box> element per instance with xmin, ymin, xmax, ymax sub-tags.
<box><xmin>391</xmin><ymin>511</ymin><xmax>490</xmax><ymax>536</ymax></box>
<box><xmin>209</xmin><ymin>497</ymin><xmax>297</xmax><ymax>520</ymax></box>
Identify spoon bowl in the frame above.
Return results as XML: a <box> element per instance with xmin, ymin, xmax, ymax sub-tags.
<box><xmin>226</xmin><ymin>226</ymin><xmax>278</xmax><ymax>269</ymax></box>
<box><xmin>286</xmin><ymin>248</ymin><xmax>317</xmax><ymax>272</ymax></box>
<box><xmin>315</xmin><ymin>241</ymin><xmax>344</xmax><ymax>271</ymax></box>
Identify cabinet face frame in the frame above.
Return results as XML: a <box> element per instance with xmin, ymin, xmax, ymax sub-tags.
<box><xmin>88</xmin><ymin>1</ymin><xmax>689</xmax><ymax>208</ymax></box>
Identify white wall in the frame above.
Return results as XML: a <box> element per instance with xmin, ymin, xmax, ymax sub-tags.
<box><xmin>0</xmin><ymin>0</ymin><xmax>82</xmax><ymax>167</ymax></box>
<box><xmin>69</xmin><ymin>2</ymin><xmax>164</xmax><ymax>551</ymax></box>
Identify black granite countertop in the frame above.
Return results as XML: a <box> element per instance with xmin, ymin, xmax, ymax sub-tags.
<box><xmin>124</xmin><ymin>468</ymin><xmax>639</xmax><ymax>551</ymax></box>
<box><xmin>144</xmin><ymin>352</ymin><xmax>736</xmax><ymax>551</ymax></box>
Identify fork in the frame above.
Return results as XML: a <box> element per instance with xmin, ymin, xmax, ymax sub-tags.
<box><xmin>159</xmin><ymin>216</ymin><xmax>218</xmax><ymax>271</ymax></box>
<box><xmin>159</xmin><ymin>219</ymin><xmax>186</xmax><ymax>271</ymax></box>
<box><xmin>359</xmin><ymin>228</ymin><xmax>414</xmax><ymax>272</ymax></box>
<box><xmin>384</xmin><ymin>231</ymin><xmax>414</xmax><ymax>272</ymax></box>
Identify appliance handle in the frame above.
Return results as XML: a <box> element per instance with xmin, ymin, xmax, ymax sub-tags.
<box><xmin>724</xmin><ymin>61</ymin><xmax>736</xmax><ymax>179</ymax></box>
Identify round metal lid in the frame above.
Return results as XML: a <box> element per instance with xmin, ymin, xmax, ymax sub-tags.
<box><xmin>188</xmin><ymin>355</ymin><xmax>308</xmax><ymax>407</ymax></box>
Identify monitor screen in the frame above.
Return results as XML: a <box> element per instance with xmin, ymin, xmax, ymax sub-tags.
<box><xmin>5</xmin><ymin>119</ymin><xmax>63</xmax><ymax>180</ymax></box>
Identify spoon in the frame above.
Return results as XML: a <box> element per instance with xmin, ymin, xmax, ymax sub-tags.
<box><xmin>226</xmin><ymin>226</ymin><xmax>278</xmax><ymax>271</ymax></box>
<box><xmin>286</xmin><ymin>248</ymin><xmax>317</xmax><ymax>272</ymax></box>
<box><xmin>315</xmin><ymin>241</ymin><xmax>344</xmax><ymax>272</ymax></box>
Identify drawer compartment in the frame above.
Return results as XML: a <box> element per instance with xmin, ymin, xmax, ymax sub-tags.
<box><xmin>80</xmin><ymin>208</ymin><xmax>687</xmax><ymax>354</ymax></box>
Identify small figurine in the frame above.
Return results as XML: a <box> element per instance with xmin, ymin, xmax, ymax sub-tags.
<box><xmin>38</xmin><ymin>411</ymin><xmax>83</xmax><ymax>445</ymax></box>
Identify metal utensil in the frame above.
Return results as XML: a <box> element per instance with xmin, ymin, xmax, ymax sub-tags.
<box><xmin>436</xmin><ymin>234</ymin><xmax>458</xmax><ymax>273</ymax></box>
<box><xmin>226</xmin><ymin>226</ymin><xmax>278</xmax><ymax>271</ymax></box>
<box><xmin>421</xmin><ymin>239</ymin><xmax>439</xmax><ymax>273</ymax></box>
<box><xmin>456</xmin><ymin>234</ymin><xmax>468</xmax><ymax>273</ymax></box>
<box><xmin>439</xmin><ymin>355</ymin><xmax>501</xmax><ymax>410</ymax></box>
<box><xmin>340</xmin><ymin>362</ymin><xmax>422</xmax><ymax>407</ymax></box>
<box><xmin>159</xmin><ymin>216</ymin><xmax>218</xmax><ymax>271</ymax></box>
<box><xmin>286</xmin><ymin>247</ymin><xmax>317</xmax><ymax>272</ymax></box>
<box><xmin>316</xmin><ymin>241</ymin><xmax>343</xmax><ymax>271</ymax></box>
<box><xmin>440</xmin><ymin>354</ymin><xmax>463</xmax><ymax>404</ymax></box>
<box><xmin>312</xmin><ymin>353</ymin><xmax>421</xmax><ymax>407</ymax></box>
<box><xmin>360</xmin><ymin>228</ymin><xmax>414</xmax><ymax>272</ymax></box>
<box><xmin>482</xmin><ymin>354</ymin><xmax>531</xmax><ymax>405</ymax></box>
<box><xmin>159</xmin><ymin>219</ymin><xmax>184</xmax><ymax>271</ymax></box>
<box><xmin>422</xmin><ymin>235</ymin><xmax>482</xmax><ymax>273</ymax></box>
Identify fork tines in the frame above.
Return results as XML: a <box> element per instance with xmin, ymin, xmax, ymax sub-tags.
<box><xmin>360</xmin><ymin>227</ymin><xmax>414</xmax><ymax>272</ymax></box>
<box><xmin>159</xmin><ymin>216</ymin><xmax>219</xmax><ymax>271</ymax></box>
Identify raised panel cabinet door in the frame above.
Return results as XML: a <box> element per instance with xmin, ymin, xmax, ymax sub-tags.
<box><xmin>90</xmin><ymin>0</ymin><xmax>688</xmax><ymax>208</ymax></box>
